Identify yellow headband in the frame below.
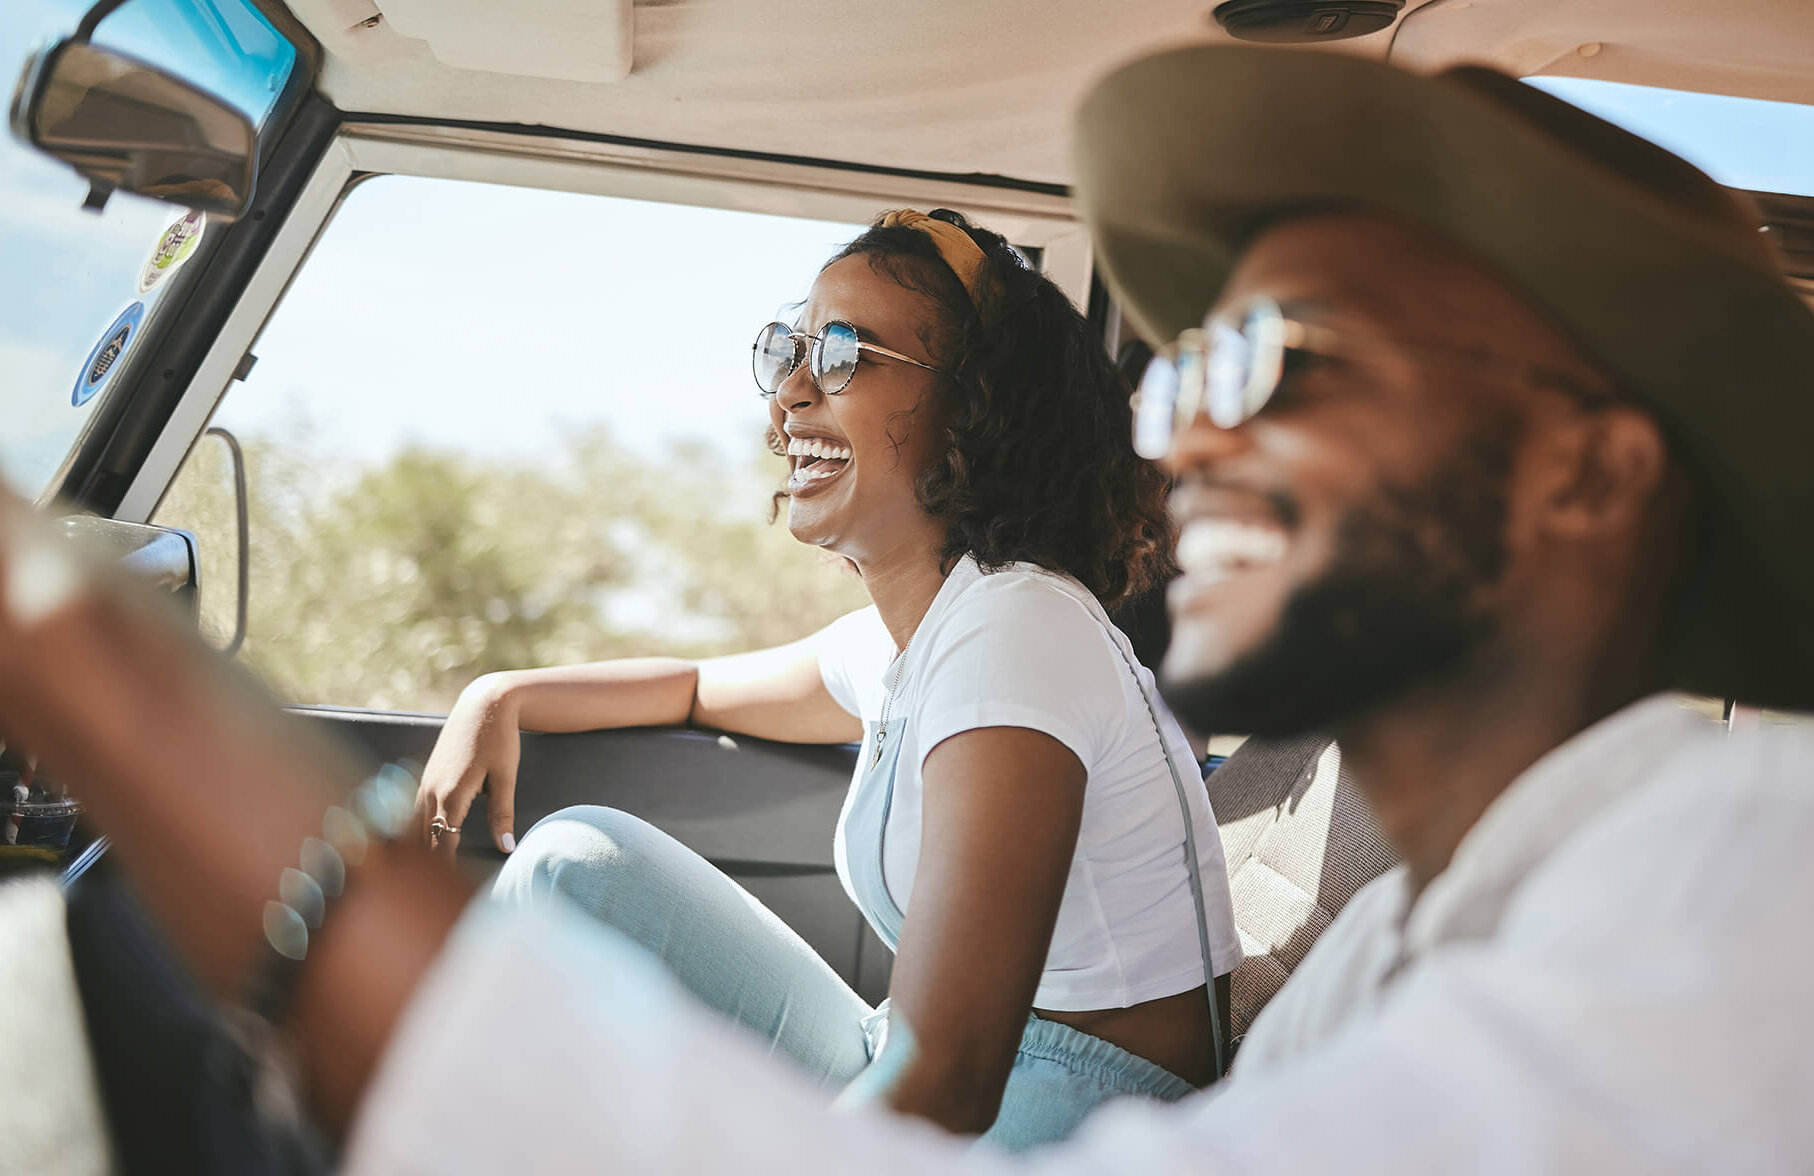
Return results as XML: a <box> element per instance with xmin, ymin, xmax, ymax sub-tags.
<box><xmin>876</xmin><ymin>209</ymin><xmax>990</xmax><ymax>310</ymax></box>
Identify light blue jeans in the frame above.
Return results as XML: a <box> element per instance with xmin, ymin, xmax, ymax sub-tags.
<box><xmin>492</xmin><ymin>805</ymin><xmax>1195</xmax><ymax>1152</ymax></box>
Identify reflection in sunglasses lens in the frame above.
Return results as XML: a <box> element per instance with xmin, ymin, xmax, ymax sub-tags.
<box><xmin>754</xmin><ymin>323</ymin><xmax>798</xmax><ymax>395</ymax></box>
<box><xmin>1134</xmin><ymin>358</ymin><xmax>1179</xmax><ymax>460</ymax></box>
<box><xmin>815</xmin><ymin>322</ymin><xmax>860</xmax><ymax>394</ymax></box>
<box><xmin>1207</xmin><ymin>320</ymin><xmax>1252</xmax><ymax>429</ymax></box>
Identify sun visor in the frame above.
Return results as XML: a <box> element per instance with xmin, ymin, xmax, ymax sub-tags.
<box><xmin>374</xmin><ymin>0</ymin><xmax>634</xmax><ymax>84</ymax></box>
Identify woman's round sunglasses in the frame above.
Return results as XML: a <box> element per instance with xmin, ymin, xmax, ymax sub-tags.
<box><xmin>752</xmin><ymin>320</ymin><xmax>941</xmax><ymax>398</ymax></box>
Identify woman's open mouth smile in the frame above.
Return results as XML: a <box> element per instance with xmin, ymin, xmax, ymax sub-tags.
<box><xmin>786</xmin><ymin>435</ymin><xmax>854</xmax><ymax>496</ymax></box>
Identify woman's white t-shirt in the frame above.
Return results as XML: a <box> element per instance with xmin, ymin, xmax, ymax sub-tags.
<box><xmin>815</xmin><ymin>555</ymin><xmax>1242</xmax><ymax>1011</ymax></box>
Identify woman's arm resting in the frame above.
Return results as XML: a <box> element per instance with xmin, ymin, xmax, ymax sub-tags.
<box><xmin>882</xmin><ymin>727</ymin><xmax>1086</xmax><ymax>1134</ymax></box>
<box><xmin>420</xmin><ymin>640</ymin><xmax>860</xmax><ymax>852</ymax></box>
<box><xmin>419</xmin><ymin>660</ymin><xmax>700</xmax><ymax>852</ymax></box>
<box><xmin>489</xmin><ymin>637</ymin><xmax>859</xmax><ymax>745</ymax></box>
<box><xmin>485</xmin><ymin>659</ymin><xmax>701</xmax><ymax>734</ymax></box>
<box><xmin>692</xmin><ymin>639</ymin><xmax>864</xmax><ymax>745</ymax></box>
<box><xmin>474</xmin><ymin>634</ymin><xmax>860</xmax><ymax>745</ymax></box>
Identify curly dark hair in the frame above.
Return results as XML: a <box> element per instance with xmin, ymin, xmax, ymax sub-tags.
<box><xmin>792</xmin><ymin>208</ymin><xmax>1176</xmax><ymax>608</ymax></box>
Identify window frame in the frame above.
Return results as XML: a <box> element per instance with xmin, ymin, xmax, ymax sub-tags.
<box><xmin>116</xmin><ymin>123</ymin><xmax>1090</xmax><ymax>523</ymax></box>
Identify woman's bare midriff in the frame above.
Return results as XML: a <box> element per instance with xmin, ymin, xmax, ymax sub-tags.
<box><xmin>1036</xmin><ymin>985</ymin><xmax>1217</xmax><ymax>1088</ymax></box>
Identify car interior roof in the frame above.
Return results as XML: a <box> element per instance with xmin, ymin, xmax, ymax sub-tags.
<box><xmin>280</xmin><ymin>0</ymin><xmax>1814</xmax><ymax>189</ymax></box>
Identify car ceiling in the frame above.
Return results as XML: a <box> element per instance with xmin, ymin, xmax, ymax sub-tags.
<box><xmin>283</xmin><ymin>0</ymin><xmax>1814</xmax><ymax>188</ymax></box>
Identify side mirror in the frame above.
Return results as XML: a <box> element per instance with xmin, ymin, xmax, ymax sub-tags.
<box><xmin>8</xmin><ymin>38</ymin><xmax>256</xmax><ymax>218</ymax></box>
<box><xmin>56</xmin><ymin>516</ymin><xmax>199</xmax><ymax>609</ymax></box>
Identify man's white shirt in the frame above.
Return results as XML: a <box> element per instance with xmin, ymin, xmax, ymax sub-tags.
<box><xmin>346</xmin><ymin>695</ymin><xmax>1814</xmax><ymax>1174</ymax></box>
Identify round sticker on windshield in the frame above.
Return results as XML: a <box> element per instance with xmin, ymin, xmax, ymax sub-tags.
<box><xmin>136</xmin><ymin>210</ymin><xmax>206</xmax><ymax>295</ymax></box>
<box><xmin>72</xmin><ymin>302</ymin><xmax>146</xmax><ymax>407</ymax></box>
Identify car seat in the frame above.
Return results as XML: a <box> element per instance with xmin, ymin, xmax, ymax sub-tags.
<box><xmin>1204</xmin><ymin>734</ymin><xmax>1396</xmax><ymax>1046</ymax></box>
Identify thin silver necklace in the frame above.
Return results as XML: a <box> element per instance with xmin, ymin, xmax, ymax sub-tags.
<box><xmin>873</xmin><ymin>633</ymin><xmax>914</xmax><ymax>766</ymax></box>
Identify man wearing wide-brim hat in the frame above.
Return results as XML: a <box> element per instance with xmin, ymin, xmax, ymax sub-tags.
<box><xmin>1061</xmin><ymin>42</ymin><xmax>1814</xmax><ymax>1169</ymax></box>
<box><xmin>94</xmin><ymin>46</ymin><xmax>1814</xmax><ymax>1176</ymax></box>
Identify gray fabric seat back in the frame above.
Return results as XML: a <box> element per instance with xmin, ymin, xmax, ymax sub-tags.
<box><xmin>1207</xmin><ymin>734</ymin><xmax>1396</xmax><ymax>1041</ymax></box>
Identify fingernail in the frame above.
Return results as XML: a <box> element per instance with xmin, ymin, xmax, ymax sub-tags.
<box><xmin>500</xmin><ymin>832</ymin><xmax>516</xmax><ymax>854</ymax></box>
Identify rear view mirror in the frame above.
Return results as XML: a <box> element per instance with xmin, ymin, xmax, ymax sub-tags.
<box><xmin>9</xmin><ymin>39</ymin><xmax>256</xmax><ymax>218</ymax></box>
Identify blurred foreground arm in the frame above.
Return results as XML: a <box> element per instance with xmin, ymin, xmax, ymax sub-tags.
<box><xmin>0</xmin><ymin>496</ymin><xmax>471</xmax><ymax>1131</ymax></box>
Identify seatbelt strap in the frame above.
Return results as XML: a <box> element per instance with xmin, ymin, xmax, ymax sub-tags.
<box><xmin>1104</xmin><ymin>638</ymin><xmax>1229</xmax><ymax>1078</ymax></box>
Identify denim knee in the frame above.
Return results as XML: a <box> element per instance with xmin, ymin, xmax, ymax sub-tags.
<box><xmin>492</xmin><ymin>805</ymin><xmax>659</xmax><ymax>908</ymax></box>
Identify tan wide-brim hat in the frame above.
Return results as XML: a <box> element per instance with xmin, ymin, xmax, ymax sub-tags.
<box><xmin>1074</xmin><ymin>45</ymin><xmax>1814</xmax><ymax>711</ymax></box>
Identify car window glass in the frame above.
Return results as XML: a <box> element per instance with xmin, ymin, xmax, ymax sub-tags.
<box><xmin>1526</xmin><ymin>77</ymin><xmax>1814</xmax><ymax>198</ymax></box>
<box><xmin>0</xmin><ymin>0</ymin><xmax>297</xmax><ymax>500</ymax></box>
<box><xmin>154</xmin><ymin>176</ymin><xmax>874</xmax><ymax>709</ymax></box>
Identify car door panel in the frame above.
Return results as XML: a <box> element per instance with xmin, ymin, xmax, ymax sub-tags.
<box><xmin>297</xmin><ymin>707</ymin><xmax>892</xmax><ymax>1003</ymax></box>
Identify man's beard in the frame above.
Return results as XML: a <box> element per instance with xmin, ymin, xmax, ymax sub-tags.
<box><xmin>1161</xmin><ymin>436</ymin><xmax>1514</xmax><ymax>739</ymax></box>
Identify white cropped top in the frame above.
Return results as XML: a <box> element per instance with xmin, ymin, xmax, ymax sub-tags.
<box><xmin>816</xmin><ymin>556</ymin><xmax>1241</xmax><ymax>1011</ymax></box>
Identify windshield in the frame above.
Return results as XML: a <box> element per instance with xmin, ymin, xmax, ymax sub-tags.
<box><xmin>0</xmin><ymin>0</ymin><xmax>298</xmax><ymax>501</ymax></box>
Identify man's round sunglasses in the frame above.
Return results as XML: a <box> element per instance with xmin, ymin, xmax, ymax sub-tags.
<box><xmin>1130</xmin><ymin>296</ymin><xmax>1312</xmax><ymax>459</ymax></box>
<box><xmin>752</xmin><ymin>320</ymin><xmax>941</xmax><ymax>398</ymax></box>
<box><xmin>1131</xmin><ymin>294</ymin><xmax>1612</xmax><ymax>460</ymax></box>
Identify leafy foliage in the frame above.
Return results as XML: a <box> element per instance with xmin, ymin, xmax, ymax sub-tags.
<box><xmin>153</xmin><ymin>428</ymin><xmax>869</xmax><ymax>712</ymax></box>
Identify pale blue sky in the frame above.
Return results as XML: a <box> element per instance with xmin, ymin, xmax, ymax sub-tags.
<box><xmin>1528</xmin><ymin>76</ymin><xmax>1814</xmax><ymax>197</ymax></box>
<box><xmin>212</xmin><ymin>178</ymin><xmax>865</xmax><ymax>468</ymax></box>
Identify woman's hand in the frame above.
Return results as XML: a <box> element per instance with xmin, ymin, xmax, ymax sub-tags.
<box><xmin>416</xmin><ymin>673</ymin><xmax>522</xmax><ymax>856</ymax></box>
